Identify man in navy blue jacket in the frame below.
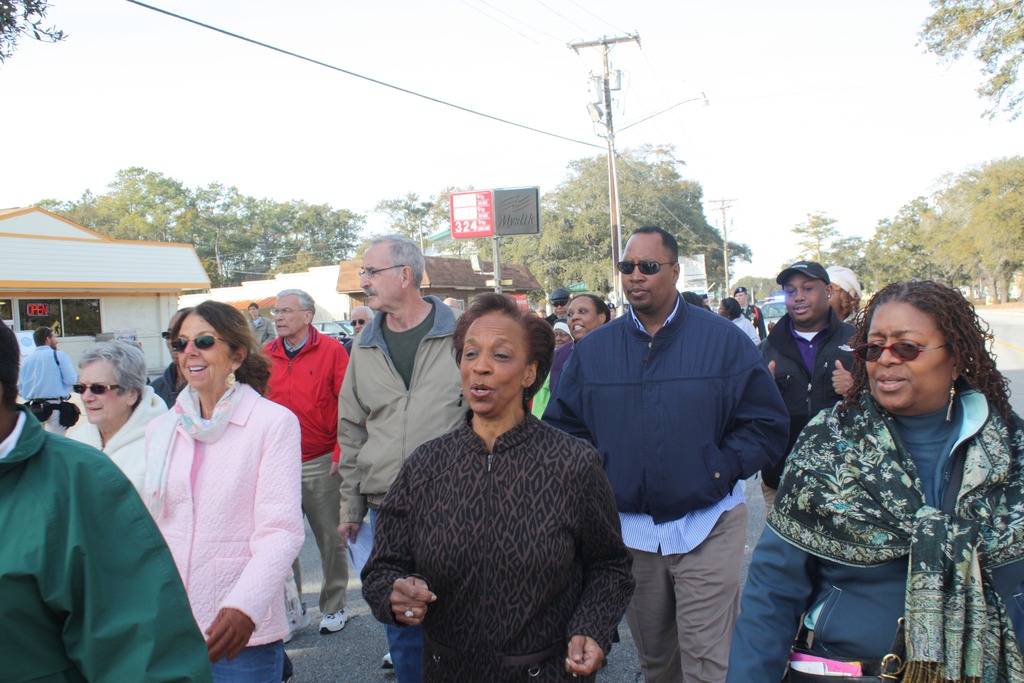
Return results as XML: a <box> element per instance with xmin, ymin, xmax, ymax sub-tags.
<box><xmin>545</xmin><ymin>226</ymin><xmax>789</xmax><ymax>683</ymax></box>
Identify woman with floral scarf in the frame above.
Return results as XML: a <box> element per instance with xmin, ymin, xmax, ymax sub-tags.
<box><xmin>728</xmin><ymin>281</ymin><xmax>1024</xmax><ymax>682</ymax></box>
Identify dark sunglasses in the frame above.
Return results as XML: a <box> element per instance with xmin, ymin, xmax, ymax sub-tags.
<box><xmin>170</xmin><ymin>335</ymin><xmax>222</xmax><ymax>353</ymax></box>
<box><xmin>853</xmin><ymin>342</ymin><xmax>948</xmax><ymax>363</ymax></box>
<box><xmin>352</xmin><ymin>318</ymin><xmax>367</xmax><ymax>325</ymax></box>
<box><xmin>161</xmin><ymin>330</ymin><xmax>172</xmax><ymax>339</ymax></box>
<box><xmin>73</xmin><ymin>383</ymin><xmax>121</xmax><ymax>395</ymax></box>
<box><xmin>616</xmin><ymin>260</ymin><xmax>676</xmax><ymax>276</ymax></box>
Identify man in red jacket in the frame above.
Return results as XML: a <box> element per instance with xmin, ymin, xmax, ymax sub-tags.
<box><xmin>265</xmin><ymin>289</ymin><xmax>351</xmax><ymax>636</ymax></box>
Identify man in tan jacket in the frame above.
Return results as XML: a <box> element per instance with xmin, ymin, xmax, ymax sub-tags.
<box><xmin>337</xmin><ymin>234</ymin><xmax>463</xmax><ymax>681</ymax></box>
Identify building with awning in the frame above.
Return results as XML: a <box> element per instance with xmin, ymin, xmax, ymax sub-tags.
<box><xmin>336</xmin><ymin>255</ymin><xmax>541</xmax><ymax>311</ymax></box>
<box><xmin>0</xmin><ymin>207</ymin><xmax>209</xmax><ymax>370</ymax></box>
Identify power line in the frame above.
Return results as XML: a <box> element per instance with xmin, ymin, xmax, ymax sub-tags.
<box><xmin>563</xmin><ymin>0</ymin><xmax>634</xmax><ymax>37</ymax></box>
<box><xmin>124</xmin><ymin>0</ymin><xmax>603</xmax><ymax>151</ymax></box>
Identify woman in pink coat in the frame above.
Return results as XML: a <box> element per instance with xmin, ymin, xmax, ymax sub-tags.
<box><xmin>145</xmin><ymin>300</ymin><xmax>303</xmax><ymax>683</ymax></box>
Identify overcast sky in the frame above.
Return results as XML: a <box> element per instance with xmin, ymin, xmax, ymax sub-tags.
<box><xmin>2</xmin><ymin>0</ymin><xmax>1020</xmax><ymax>283</ymax></box>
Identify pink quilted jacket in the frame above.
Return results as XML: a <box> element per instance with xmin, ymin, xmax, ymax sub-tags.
<box><xmin>145</xmin><ymin>384</ymin><xmax>303</xmax><ymax>645</ymax></box>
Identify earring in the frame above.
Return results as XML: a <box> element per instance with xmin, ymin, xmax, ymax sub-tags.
<box><xmin>226</xmin><ymin>372</ymin><xmax>236</xmax><ymax>388</ymax></box>
<box><xmin>946</xmin><ymin>384</ymin><xmax>956</xmax><ymax>422</ymax></box>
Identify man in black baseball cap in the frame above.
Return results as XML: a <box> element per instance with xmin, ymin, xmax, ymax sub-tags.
<box><xmin>759</xmin><ymin>260</ymin><xmax>854</xmax><ymax>510</ymax></box>
<box><xmin>733</xmin><ymin>286</ymin><xmax>766</xmax><ymax>340</ymax></box>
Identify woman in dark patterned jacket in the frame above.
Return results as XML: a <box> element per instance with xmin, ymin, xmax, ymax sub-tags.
<box><xmin>362</xmin><ymin>292</ymin><xmax>634</xmax><ymax>682</ymax></box>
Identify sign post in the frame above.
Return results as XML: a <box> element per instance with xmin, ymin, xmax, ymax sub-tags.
<box><xmin>450</xmin><ymin>187</ymin><xmax>540</xmax><ymax>294</ymax></box>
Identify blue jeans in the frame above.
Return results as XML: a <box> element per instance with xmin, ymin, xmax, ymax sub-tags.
<box><xmin>211</xmin><ymin>640</ymin><xmax>284</xmax><ymax>683</ymax></box>
<box><xmin>370</xmin><ymin>509</ymin><xmax>424</xmax><ymax>682</ymax></box>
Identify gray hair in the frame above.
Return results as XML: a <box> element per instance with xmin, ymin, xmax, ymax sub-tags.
<box><xmin>79</xmin><ymin>341</ymin><xmax>148</xmax><ymax>396</ymax></box>
<box><xmin>370</xmin><ymin>234</ymin><xmax>425</xmax><ymax>286</ymax></box>
<box><xmin>276</xmin><ymin>289</ymin><xmax>316</xmax><ymax>312</ymax></box>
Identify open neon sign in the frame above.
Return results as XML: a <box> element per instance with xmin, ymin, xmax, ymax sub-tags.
<box><xmin>26</xmin><ymin>303</ymin><xmax>50</xmax><ymax>317</ymax></box>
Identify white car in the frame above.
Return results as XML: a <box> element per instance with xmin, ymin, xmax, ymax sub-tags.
<box><xmin>311</xmin><ymin>320</ymin><xmax>354</xmax><ymax>343</ymax></box>
<box><xmin>760</xmin><ymin>296</ymin><xmax>787</xmax><ymax>333</ymax></box>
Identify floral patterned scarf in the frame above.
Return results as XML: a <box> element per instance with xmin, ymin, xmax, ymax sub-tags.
<box><xmin>144</xmin><ymin>383</ymin><xmax>243</xmax><ymax>520</ymax></box>
<box><xmin>769</xmin><ymin>391</ymin><xmax>1024</xmax><ymax>682</ymax></box>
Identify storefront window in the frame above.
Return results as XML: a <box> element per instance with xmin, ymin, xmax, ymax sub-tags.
<box><xmin>18</xmin><ymin>299</ymin><xmax>101</xmax><ymax>337</ymax></box>
<box><xmin>0</xmin><ymin>299</ymin><xmax>11</xmax><ymax>326</ymax></box>
<box><xmin>63</xmin><ymin>299</ymin><xmax>101</xmax><ymax>336</ymax></box>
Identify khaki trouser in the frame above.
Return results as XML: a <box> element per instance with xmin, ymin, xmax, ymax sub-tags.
<box><xmin>292</xmin><ymin>453</ymin><xmax>348</xmax><ymax>614</ymax></box>
<box><xmin>626</xmin><ymin>504</ymin><xmax>748</xmax><ymax>683</ymax></box>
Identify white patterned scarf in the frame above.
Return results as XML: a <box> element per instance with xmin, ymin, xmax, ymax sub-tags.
<box><xmin>144</xmin><ymin>383</ymin><xmax>243</xmax><ymax>519</ymax></box>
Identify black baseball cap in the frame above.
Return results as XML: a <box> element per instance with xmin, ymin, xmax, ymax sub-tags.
<box><xmin>776</xmin><ymin>261</ymin><xmax>830</xmax><ymax>286</ymax></box>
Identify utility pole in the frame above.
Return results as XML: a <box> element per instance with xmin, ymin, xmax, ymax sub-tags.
<box><xmin>568</xmin><ymin>33</ymin><xmax>640</xmax><ymax>305</ymax></box>
<box><xmin>708</xmin><ymin>198</ymin><xmax>736</xmax><ymax>296</ymax></box>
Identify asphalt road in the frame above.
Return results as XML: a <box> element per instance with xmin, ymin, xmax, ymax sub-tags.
<box><xmin>285</xmin><ymin>305</ymin><xmax>1024</xmax><ymax>682</ymax></box>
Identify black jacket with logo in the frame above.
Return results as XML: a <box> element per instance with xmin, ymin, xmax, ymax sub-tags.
<box><xmin>760</xmin><ymin>309</ymin><xmax>855</xmax><ymax>488</ymax></box>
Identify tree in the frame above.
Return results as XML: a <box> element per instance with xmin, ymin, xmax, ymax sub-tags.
<box><xmin>0</xmin><ymin>0</ymin><xmax>65</xmax><ymax>63</ymax></box>
<box><xmin>861</xmin><ymin>199</ymin><xmax>937</xmax><ymax>291</ymax></box>
<box><xmin>36</xmin><ymin>167</ymin><xmax>365</xmax><ymax>288</ymax></box>
<box><xmin>731</xmin><ymin>276</ymin><xmax>779</xmax><ymax>301</ymax></box>
<box><xmin>791</xmin><ymin>212</ymin><xmax>839</xmax><ymax>263</ymax></box>
<box><xmin>919</xmin><ymin>0</ymin><xmax>1024</xmax><ymax>120</ymax></box>
<box><xmin>374</xmin><ymin>193</ymin><xmax>436</xmax><ymax>250</ymax></box>
<box><xmin>954</xmin><ymin>156</ymin><xmax>1024</xmax><ymax>301</ymax></box>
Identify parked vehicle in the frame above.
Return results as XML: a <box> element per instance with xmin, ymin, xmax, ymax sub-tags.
<box><xmin>312</xmin><ymin>320</ymin><xmax>354</xmax><ymax>343</ymax></box>
<box><xmin>760</xmin><ymin>295</ymin><xmax>787</xmax><ymax>332</ymax></box>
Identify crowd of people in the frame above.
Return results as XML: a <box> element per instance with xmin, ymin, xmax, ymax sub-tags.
<box><xmin>4</xmin><ymin>227</ymin><xmax>1024</xmax><ymax>683</ymax></box>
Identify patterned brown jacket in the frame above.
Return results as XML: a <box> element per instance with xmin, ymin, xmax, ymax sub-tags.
<box><xmin>362</xmin><ymin>414</ymin><xmax>635</xmax><ymax>682</ymax></box>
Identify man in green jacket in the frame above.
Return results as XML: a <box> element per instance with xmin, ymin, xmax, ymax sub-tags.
<box><xmin>0</xmin><ymin>320</ymin><xmax>213</xmax><ymax>683</ymax></box>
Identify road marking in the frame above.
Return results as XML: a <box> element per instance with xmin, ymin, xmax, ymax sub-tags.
<box><xmin>995</xmin><ymin>339</ymin><xmax>1024</xmax><ymax>355</ymax></box>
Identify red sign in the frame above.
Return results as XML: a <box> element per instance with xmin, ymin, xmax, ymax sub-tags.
<box><xmin>510</xmin><ymin>293</ymin><xmax>530</xmax><ymax>311</ymax></box>
<box><xmin>26</xmin><ymin>303</ymin><xmax>50</xmax><ymax>317</ymax></box>
<box><xmin>450</xmin><ymin>190</ymin><xmax>495</xmax><ymax>239</ymax></box>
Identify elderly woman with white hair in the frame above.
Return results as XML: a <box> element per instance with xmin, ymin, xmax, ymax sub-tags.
<box><xmin>68</xmin><ymin>340</ymin><xmax>167</xmax><ymax>493</ymax></box>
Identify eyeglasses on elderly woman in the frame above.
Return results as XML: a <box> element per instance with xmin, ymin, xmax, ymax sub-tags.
<box><xmin>73</xmin><ymin>382</ymin><xmax>121</xmax><ymax>395</ymax></box>
<box><xmin>852</xmin><ymin>341</ymin><xmax>948</xmax><ymax>363</ymax></box>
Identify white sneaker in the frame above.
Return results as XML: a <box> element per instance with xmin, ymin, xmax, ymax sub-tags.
<box><xmin>381</xmin><ymin>652</ymin><xmax>393</xmax><ymax>669</ymax></box>
<box><xmin>319</xmin><ymin>608</ymin><xmax>349</xmax><ymax>634</ymax></box>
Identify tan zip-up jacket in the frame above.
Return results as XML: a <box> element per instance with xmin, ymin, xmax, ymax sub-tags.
<box><xmin>337</xmin><ymin>297</ymin><xmax>464</xmax><ymax>522</ymax></box>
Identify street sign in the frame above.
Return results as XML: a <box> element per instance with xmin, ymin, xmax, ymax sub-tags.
<box><xmin>450</xmin><ymin>190</ymin><xmax>495</xmax><ymax>239</ymax></box>
<box><xmin>485</xmin><ymin>279</ymin><xmax>514</xmax><ymax>287</ymax></box>
<box><xmin>494</xmin><ymin>187</ymin><xmax>540</xmax><ymax>236</ymax></box>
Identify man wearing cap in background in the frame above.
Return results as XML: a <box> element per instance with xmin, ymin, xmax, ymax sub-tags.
<box><xmin>760</xmin><ymin>260</ymin><xmax>855</xmax><ymax>511</ymax></box>
<box><xmin>544</xmin><ymin>287</ymin><xmax>571</xmax><ymax>326</ymax></box>
<box><xmin>733</xmin><ymin>286</ymin><xmax>766</xmax><ymax>341</ymax></box>
<box><xmin>825</xmin><ymin>265</ymin><xmax>862</xmax><ymax>323</ymax></box>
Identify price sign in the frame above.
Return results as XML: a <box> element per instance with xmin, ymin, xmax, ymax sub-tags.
<box><xmin>450</xmin><ymin>190</ymin><xmax>495</xmax><ymax>239</ymax></box>
<box><xmin>26</xmin><ymin>303</ymin><xmax>50</xmax><ymax>317</ymax></box>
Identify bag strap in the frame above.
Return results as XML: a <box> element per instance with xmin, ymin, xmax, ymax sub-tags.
<box><xmin>880</xmin><ymin>617</ymin><xmax>906</xmax><ymax>680</ymax></box>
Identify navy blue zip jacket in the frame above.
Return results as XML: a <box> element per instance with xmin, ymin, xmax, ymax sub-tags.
<box><xmin>544</xmin><ymin>298</ymin><xmax>789</xmax><ymax>524</ymax></box>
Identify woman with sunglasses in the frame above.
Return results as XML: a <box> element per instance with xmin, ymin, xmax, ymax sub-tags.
<box><xmin>728</xmin><ymin>280</ymin><xmax>1024</xmax><ymax>682</ymax></box>
<box><xmin>67</xmin><ymin>340</ymin><xmax>166</xmax><ymax>494</ymax></box>
<box><xmin>144</xmin><ymin>300</ymin><xmax>304</xmax><ymax>683</ymax></box>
